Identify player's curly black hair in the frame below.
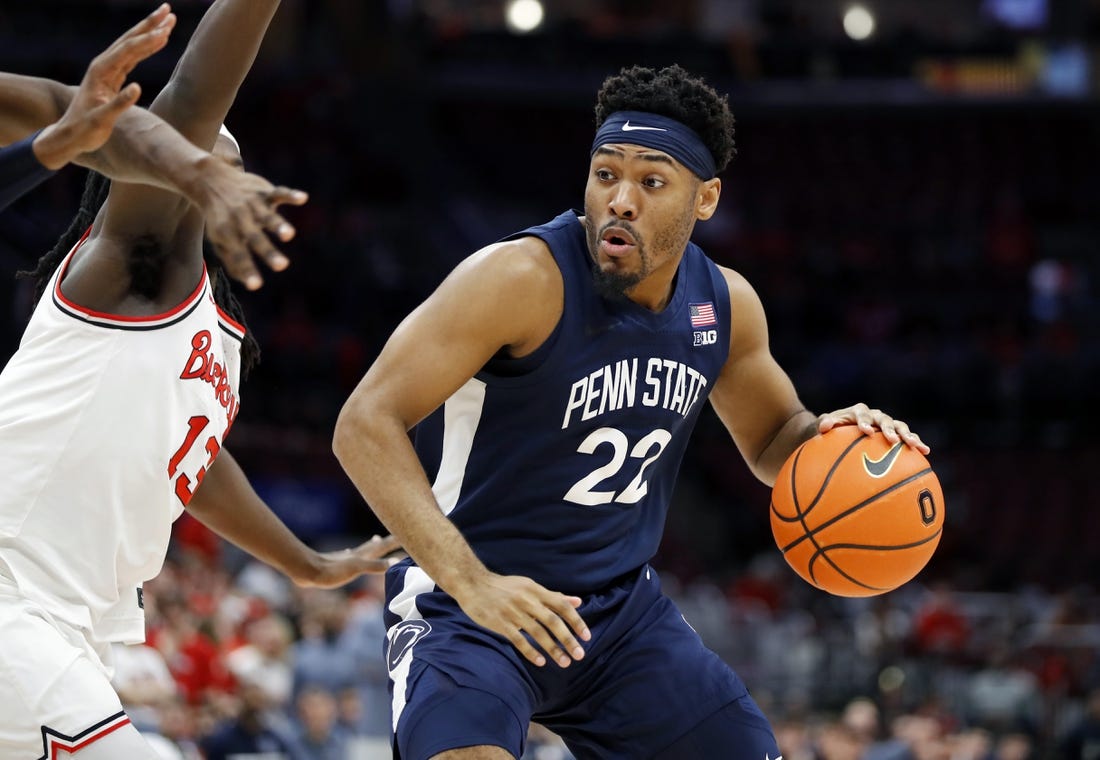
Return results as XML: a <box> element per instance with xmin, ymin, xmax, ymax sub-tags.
<box><xmin>18</xmin><ymin>171</ymin><xmax>261</xmax><ymax>376</ymax></box>
<box><xmin>594</xmin><ymin>64</ymin><xmax>736</xmax><ymax>175</ymax></box>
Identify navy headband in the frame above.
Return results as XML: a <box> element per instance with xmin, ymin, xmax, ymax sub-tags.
<box><xmin>592</xmin><ymin>110</ymin><xmax>717</xmax><ymax>180</ymax></box>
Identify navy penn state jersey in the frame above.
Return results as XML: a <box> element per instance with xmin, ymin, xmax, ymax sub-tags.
<box><xmin>414</xmin><ymin>210</ymin><xmax>730</xmax><ymax>595</ymax></box>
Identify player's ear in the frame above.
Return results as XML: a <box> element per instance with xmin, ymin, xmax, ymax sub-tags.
<box><xmin>695</xmin><ymin>178</ymin><xmax>721</xmax><ymax>221</ymax></box>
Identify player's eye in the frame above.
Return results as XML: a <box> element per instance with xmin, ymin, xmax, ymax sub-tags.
<box><xmin>595</xmin><ymin>168</ymin><xmax>615</xmax><ymax>182</ymax></box>
<box><xmin>642</xmin><ymin>176</ymin><xmax>666</xmax><ymax>189</ymax></box>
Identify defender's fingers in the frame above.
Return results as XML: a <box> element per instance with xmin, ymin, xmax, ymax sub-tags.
<box><xmin>370</xmin><ymin>534</ymin><xmax>402</xmax><ymax>554</ymax></box>
<box><xmin>95</xmin><ymin>82</ymin><xmax>142</xmax><ymax>119</ymax></box>
<box><xmin>253</xmin><ymin>205</ymin><xmax>297</xmax><ymax>244</ymax></box>
<box><xmin>354</xmin><ymin>535</ymin><xmax>401</xmax><ymax>559</ymax></box>
<box><xmin>95</xmin><ymin>9</ymin><xmax>175</xmax><ymax>75</ymax></box>
<box><xmin>110</xmin><ymin>19</ymin><xmax>176</xmax><ymax>70</ymax></box>
<box><xmin>265</xmin><ymin>186</ymin><xmax>309</xmax><ymax>208</ymax></box>
<box><xmin>246</xmin><ymin>230</ymin><xmax>290</xmax><ymax>272</ymax></box>
<box><xmin>353</xmin><ymin>558</ymin><xmax>393</xmax><ymax>574</ymax></box>
<box><xmin>111</xmin><ymin>3</ymin><xmax>173</xmax><ymax>49</ymax></box>
<box><xmin>210</xmin><ymin>240</ymin><xmax>263</xmax><ymax>290</ymax></box>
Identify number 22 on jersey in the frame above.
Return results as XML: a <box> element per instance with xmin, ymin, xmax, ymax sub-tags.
<box><xmin>564</xmin><ymin>426</ymin><xmax>671</xmax><ymax>506</ymax></box>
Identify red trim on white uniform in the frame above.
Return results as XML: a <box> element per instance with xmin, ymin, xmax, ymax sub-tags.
<box><xmin>52</xmin><ymin>226</ymin><xmax>209</xmax><ymax>328</ymax></box>
<box><xmin>40</xmin><ymin>713</ymin><xmax>132</xmax><ymax>759</ymax></box>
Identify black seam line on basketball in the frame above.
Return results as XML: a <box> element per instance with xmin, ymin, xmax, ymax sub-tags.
<box><xmin>774</xmin><ymin>439</ymin><xmax>809</xmax><ymax>523</ymax></box>
<box><xmin>780</xmin><ymin>466</ymin><xmax>934</xmax><ymax>554</ymax></box>
<box><xmin>806</xmin><ymin>527</ymin><xmax>943</xmax><ymax>592</ymax></box>
<box><xmin>807</xmin><ymin>547</ymin><xmax>889</xmax><ymax>591</ymax></box>
<box><xmin>815</xmin><ymin>528</ymin><xmax>944</xmax><ymax>555</ymax></box>
<box><xmin>787</xmin><ymin>443</ymin><xmax>838</xmax><ymax>590</ymax></box>
<box><xmin>772</xmin><ymin>434</ymin><xmax>867</xmax><ymax>524</ymax></box>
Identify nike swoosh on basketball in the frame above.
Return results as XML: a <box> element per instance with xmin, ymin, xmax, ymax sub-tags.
<box><xmin>622</xmin><ymin>121</ymin><xmax>668</xmax><ymax>132</ymax></box>
<box><xmin>863</xmin><ymin>441</ymin><xmax>904</xmax><ymax>478</ymax></box>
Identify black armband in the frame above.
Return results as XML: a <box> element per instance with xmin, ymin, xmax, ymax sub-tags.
<box><xmin>0</xmin><ymin>130</ymin><xmax>56</xmax><ymax>213</ymax></box>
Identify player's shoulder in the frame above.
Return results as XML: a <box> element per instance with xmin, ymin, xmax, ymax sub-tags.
<box><xmin>459</xmin><ymin>234</ymin><xmax>562</xmax><ymax>296</ymax></box>
<box><xmin>713</xmin><ymin>263</ymin><xmax>763</xmax><ymax>312</ymax></box>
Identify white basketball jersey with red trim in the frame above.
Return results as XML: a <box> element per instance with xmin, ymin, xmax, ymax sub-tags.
<box><xmin>0</xmin><ymin>235</ymin><xmax>243</xmax><ymax>645</ymax></box>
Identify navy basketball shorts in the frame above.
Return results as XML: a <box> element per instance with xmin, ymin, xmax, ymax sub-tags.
<box><xmin>384</xmin><ymin>562</ymin><xmax>780</xmax><ymax>760</ymax></box>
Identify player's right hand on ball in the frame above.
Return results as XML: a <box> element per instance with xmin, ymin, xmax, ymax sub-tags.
<box><xmin>454</xmin><ymin>572</ymin><xmax>591</xmax><ymax>668</ymax></box>
<box><xmin>198</xmin><ymin>156</ymin><xmax>308</xmax><ymax>290</ymax></box>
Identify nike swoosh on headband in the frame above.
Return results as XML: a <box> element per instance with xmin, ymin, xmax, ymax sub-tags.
<box><xmin>621</xmin><ymin>121</ymin><xmax>668</xmax><ymax>132</ymax></box>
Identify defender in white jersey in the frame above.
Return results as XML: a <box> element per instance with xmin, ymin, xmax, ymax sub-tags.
<box><xmin>0</xmin><ymin>2</ymin><xmax>397</xmax><ymax>757</ymax></box>
<box><xmin>0</xmin><ymin>228</ymin><xmax>244</xmax><ymax>646</ymax></box>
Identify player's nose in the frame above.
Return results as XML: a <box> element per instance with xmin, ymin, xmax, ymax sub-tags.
<box><xmin>608</xmin><ymin>183</ymin><xmax>638</xmax><ymax>220</ymax></box>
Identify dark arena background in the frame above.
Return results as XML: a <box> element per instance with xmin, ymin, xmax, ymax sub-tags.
<box><xmin>2</xmin><ymin>1</ymin><xmax>1099</xmax><ymax>758</ymax></box>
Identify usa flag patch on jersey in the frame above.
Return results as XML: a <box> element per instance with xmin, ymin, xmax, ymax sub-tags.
<box><xmin>689</xmin><ymin>302</ymin><xmax>717</xmax><ymax>328</ymax></box>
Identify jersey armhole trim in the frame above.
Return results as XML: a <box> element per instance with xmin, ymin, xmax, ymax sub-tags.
<box><xmin>51</xmin><ymin>227</ymin><xmax>210</xmax><ymax>331</ymax></box>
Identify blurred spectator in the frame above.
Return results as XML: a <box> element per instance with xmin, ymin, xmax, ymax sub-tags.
<box><xmin>226</xmin><ymin>612</ymin><xmax>296</xmax><ymax>710</ymax></box>
<box><xmin>199</xmin><ymin>678</ymin><xmax>294</xmax><ymax>760</ymax></box>
<box><xmin>110</xmin><ymin>642</ymin><xmax>179</xmax><ymax>732</ymax></box>
<box><xmin>964</xmin><ymin>643</ymin><xmax>1041</xmax><ymax>734</ymax></box>
<box><xmin>148</xmin><ymin>591</ymin><xmax>234</xmax><ymax>706</ymax></box>
<box><xmin>285</xmin><ymin>686</ymin><xmax>352</xmax><ymax>760</ymax></box>
<box><xmin>1059</xmin><ymin>689</ymin><xmax>1100</xmax><ymax>759</ymax></box>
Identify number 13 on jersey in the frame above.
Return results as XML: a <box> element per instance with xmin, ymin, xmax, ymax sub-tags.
<box><xmin>167</xmin><ymin>415</ymin><xmax>221</xmax><ymax>505</ymax></box>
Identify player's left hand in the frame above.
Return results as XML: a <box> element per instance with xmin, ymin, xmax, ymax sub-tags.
<box><xmin>34</xmin><ymin>4</ymin><xmax>177</xmax><ymax>170</ymax></box>
<box><xmin>818</xmin><ymin>403</ymin><xmax>930</xmax><ymax>454</ymax></box>
<box><xmin>195</xmin><ymin>155</ymin><xmax>309</xmax><ymax>290</ymax></box>
<box><xmin>297</xmin><ymin>534</ymin><xmax>403</xmax><ymax>588</ymax></box>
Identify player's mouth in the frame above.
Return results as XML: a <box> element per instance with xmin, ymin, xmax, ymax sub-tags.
<box><xmin>599</xmin><ymin>226</ymin><xmax>637</xmax><ymax>258</ymax></box>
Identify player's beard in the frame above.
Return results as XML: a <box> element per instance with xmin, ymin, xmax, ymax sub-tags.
<box><xmin>584</xmin><ymin>217</ymin><xmax>648</xmax><ymax>302</ymax></box>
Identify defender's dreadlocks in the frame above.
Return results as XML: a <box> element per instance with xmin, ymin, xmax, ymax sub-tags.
<box><xmin>595</xmin><ymin>64</ymin><xmax>736</xmax><ymax>175</ymax></box>
<box><xmin>18</xmin><ymin>171</ymin><xmax>261</xmax><ymax>376</ymax></box>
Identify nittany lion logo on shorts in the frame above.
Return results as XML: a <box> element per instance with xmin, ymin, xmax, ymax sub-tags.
<box><xmin>387</xmin><ymin>620</ymin><xmax>432</xmax><ymax>672</ymax></box>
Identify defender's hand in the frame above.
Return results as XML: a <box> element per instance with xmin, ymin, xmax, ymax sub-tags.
<box><xmin>818</xmin><ymin>402</ymin><xmax>930</xmax><ymax>454</ymax></box>
<box><xmin>195</xmin><ymin>156</ymin><xmax>308</xmax><ymax>290</ymax></box>
<box><xmin>34</xmin><ymin>4</ymin><xmax>177</xmax><ymax>170</ymax></box>
<box><xmin>454</xmin><ymin>573</ymin><xmax>591</xmax><ymax>669</ymax></box>
<box><xmin>297</xmin><ymin>534</ymin><xmax>403</xmax><ymax>589</ymax></box>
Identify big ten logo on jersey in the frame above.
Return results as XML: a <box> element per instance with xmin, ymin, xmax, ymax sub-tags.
<box><xmin>693</xmin><ymin>329</ymin><xmax>718</xmax><ymax>346</ymax></box>
<box><xmin>168</xmin><ymin>330</ymin><xmax>240</xmax><ymax>505</ymax></box>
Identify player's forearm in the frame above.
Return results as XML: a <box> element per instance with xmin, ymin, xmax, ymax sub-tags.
<box><xmin>185</xmin><ymin>448</ymin><xmax>323</xmax><ymax>584</ymax></box>
<box><xmin>333</xmin><ymin>406</ymin><xmax>491</xmax><ymax>597</ymax></box>
<box><xmin>0</xmin><ymin>74</ymin><xmax>69</xmax><ymax>145</ymax></box>
<box><xmin>151</xmin><ymin>0</ymin><xmax>280</xmax><ymax>141</ymax></box>
<box><xmin>71</xmin><ymin>104</ymin><xmax>221</xmax><ymax>199</ymax></box>
<box><xmin>0</xmin><ymin>74</ymin><xmax>220</xmax><ymax>204</ymax></box>
<box><xmin>750</xmin><ymin>408</ymin><xmax>818</xmax><ymax>486</ymax></box>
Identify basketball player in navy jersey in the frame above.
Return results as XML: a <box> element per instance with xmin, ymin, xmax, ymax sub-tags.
<box><xmin>334</xmin><ymin>64</ymin><xmax>929</xmax><ymax>759</ymax></box>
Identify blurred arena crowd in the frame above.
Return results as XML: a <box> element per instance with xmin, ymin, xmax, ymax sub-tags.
<box><xmin>3</xmin><ymin>1</ymin><xmax>1100</xmax><ymax>758</ymax></box>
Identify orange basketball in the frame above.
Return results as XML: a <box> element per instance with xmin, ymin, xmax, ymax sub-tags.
<box><xmin>770</xmin><ymin>425</ymin><xmax>944</xmax><ymax>597</ymax></box>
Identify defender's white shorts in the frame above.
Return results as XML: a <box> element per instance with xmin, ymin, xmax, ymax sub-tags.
<box><xmin>0</xmin><ymin>581</ymin><xmax>130</xmax><ymax>758</ymax></box>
